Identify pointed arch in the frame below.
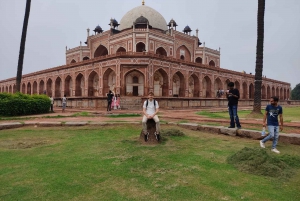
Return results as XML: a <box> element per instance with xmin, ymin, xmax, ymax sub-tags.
<box><xmin>75</xmin><ymin>73</ymin><xmax>85</xmax><ymax>96</ymax></box>
<box><xmin>242</xmin><ymin>82</ymin><xmax>248</xmax><ymax>99</ymax></box>
<box><xmin>249</xmin><ymin>83</ymin><xmax>254</xmax><ymax>99</ymax></box>
<box><xmin>9</xmin><ymin>85</ymin><xmax>12</xmax><ymax>94</ymax></box>
<box><xmin>33</xmin><ymin>81</ymin><xmax>37</xmax><ymax>94</ymax></box>
<box><xmin>83</xmin><ymin>56</ymin><xmax>90</xmax><ymax>61</ymax></box>
<box><xmin>136</xmin><ymin>42</ymin><xmax>146</xmax><ymax>52</ymax></box>
<box><xmin>65</xmin><ymin>75</ymin><xmax>73</xmax><ymax>97</ymax></box>
<box><xmin>125</xmin><ymin>69</ymin><xmax>145</xmax><ymax>96</ymax></box>
<box><xmin>195</xmin><ymin>57</ymin><xmax>202</xmax><ymax>64</ymax></box>
<box><xmin>235</xmin><ymin>81</ymin><xmax>240</xmax><ymax>93</ymax></box>
<box><xmin>276</xmin><ymin>87</ymin><xmax>279</xmax><ymax>98</ymax></box>
<box><xmin>267</xmin><ymin>85</ymin><xmax>271</xmax><ymax>99</ymax></box>
<box><xmin>94</xmin><ymin>45</ymin><xmax>108</xmax><ymax>57</ymax></box>
<box><xmin>46</xmin><ymin>78</ymin><xmax>53</xmax><ymax>96</ymax></box>
<box><xmin>261</xmin><ymin>85</ymin><xmax>266</xmax><ymax>99</ymax></box>
<box><xmin>202</xmin><ymin>76</ymin><xmax>212</xmax><ymax>98</ymax></box>
<box><xmin>287</xmin><ymin>88</ymin><xmax>290</xmax><ymax>99</ymax></box>
<box><xmin>189</xmin><ymin>74</ymin><xmax>200</xmax><ymax>97</ymax></box>
<box><xmin>103</xmin><ymin>68</ymin><xmax>116</xmax><ymax>95</ymax></box>
<box><xmin>55</xmin><ymin>77</ymin><xmax>62</xmax><ymax>98</ymax></box>
<box><xmin>172</xmin><ymin>71</ymin><xmax>185</xmax><ymax>97</ymax></box>
<box><xmin>272</xmin><ymin>86</ymin><xmax>275</xmax><ymax>97</ymax></box>
<box><xmin>284</xmin><ymin>88</ymin><xmax>287</xmax><ymax>100</ymax></box>
<box><xmin>153</xmin><ymin>68</ymin><xmax>169</xmax><ymax>97</ymax></box>
<box><xmin>13</xmin><ymin>85</ymin><xmax>16</xmax><ymax>93</ymax></box>
<box><xmin>22</xmin><ymin>83</ymin><xmax>26</xmax><ymax>93</ymax></box>
<box><xmin>116</xmin><ymin>47</ymin><xmax>126</xmax><ymax>53</ymax></box>
<box><xmin>156</xmin><ymin>47</ymin><xmax>167</xmax><ymax>56</ymax></box>
<box><xmin>88</xmin><ymin>71</ymin><xmax>99</xmax><ymax>96</ymax></box>
<box><xmin>39</xmin><ymin>80</ymin><xmax>45</xmax><ymax>94</ymax></box>
<box><xmin>176</xmin><ymin>45</ymin><xmax>191</xmax><ymax>61</ymax></box>
<box><xmin>70</xmin><ymin>59</ymin><xmax>76</xmax><ymax>64</ymax></box>
<box><xmin>209</xmin><ymin>60</ymin><xmax>216</xmax><ymax>67</ymax></box>
<box><xmin>280</xmin><ymin>88</ymin><xmax>283</xmax><ymax>100</ymax></box>
<box><xmin>214</xmin><ymin>77</ymin><xmax>223</xmax><ymax>97</ymax></box>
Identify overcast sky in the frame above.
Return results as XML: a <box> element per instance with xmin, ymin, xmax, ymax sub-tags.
<box><xmin>0</xmin><ymin>0</ymin><xmax>299</xmax><ymax>88</ymax></box>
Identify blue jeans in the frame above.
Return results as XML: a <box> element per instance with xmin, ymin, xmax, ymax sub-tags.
<box><xmin>228</xmin><ymin>105</ymin><xmax>241</xmax><ymax>127</ymax></box>
<box><xmin>262</xmin><ymin>126</ymin><xmax>279</xmax><ymax>149</ymax></box>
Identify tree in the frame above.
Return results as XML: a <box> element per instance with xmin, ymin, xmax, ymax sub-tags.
<box><xmin>16</xmin><ymin>0</ymin><xmax>31</xmax><ymax>92</ymax></box>
<box><xmin>251</xmin><ymin>0</ymin><xmax>265</xmax><ymax>115</ymax></box>
<box><xmin>291</xmin><ymin>83</ymin><xmax>300</xmax><ymax>100</ymax></box>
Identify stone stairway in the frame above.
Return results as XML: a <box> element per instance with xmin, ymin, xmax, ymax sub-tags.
<box><xmin>120</xmin><ymin>96</ymin><xmax>143</xmax><ymax>110</ymax></box>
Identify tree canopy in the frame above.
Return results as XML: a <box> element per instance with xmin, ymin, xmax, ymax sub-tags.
<box><xmin>291</xmin><ymin>83</ymin><xmax>300</xmax><ymax>100</ymax></box>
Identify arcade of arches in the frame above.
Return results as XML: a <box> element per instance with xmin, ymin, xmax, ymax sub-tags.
<box><xmin>1</xmin><ymin>71</ymin><xmax>290</xmax><ymax>100</ymax></box>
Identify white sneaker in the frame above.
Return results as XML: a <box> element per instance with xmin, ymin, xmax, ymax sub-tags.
<box><xmin>260</xmin><ymin>140</ymin><xmax>265</xmax><ymax>148</ymax></box>
<box><xmin>271</xmin><ymin>148</ymin><xmax>280</xmax><ymax>154</ymax></box>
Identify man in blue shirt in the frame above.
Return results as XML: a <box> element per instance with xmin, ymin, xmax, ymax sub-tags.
<box><xmin>260</xmin><ymin>96</ymin><xmax>283</xmax><ymax>154</ymax></box>
<box><xmin>226</xmin><ymin>82</ymin><xmax>241</xmax><ymax>129</ymax></box>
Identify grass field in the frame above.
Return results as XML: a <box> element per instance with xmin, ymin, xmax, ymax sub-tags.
<box><xmin>0</xmin><ymin>125</ymin><xmax>300</xmax><ymax>200</ymax></box>
<box><xmin>197</xmin><ymin>106</ymin><xmax>300</xmax><ymax>122</ymax></box>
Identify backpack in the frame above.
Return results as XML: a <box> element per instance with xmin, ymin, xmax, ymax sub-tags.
<box><xmin>146</xmin><ymin>99</ymin><xmax>156</xmax><ymax>108</ymax></box>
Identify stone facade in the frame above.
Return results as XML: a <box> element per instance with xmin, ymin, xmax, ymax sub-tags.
<box><xmin>0</xmin><ymin>3</ymin><xmax>291</xmax><ymax>103</ymax></box>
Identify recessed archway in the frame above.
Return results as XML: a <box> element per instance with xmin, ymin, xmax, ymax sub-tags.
<box><xmin>153</xmin><ymin>69</ymin><xmax>169</xmax><ymax>97</ymax></box>
<box><xmin>267</xmin><ymin>85</ymin><xmax>271</xmax><ymax>99</ymax></box>
<box><xmin>116</xmin><ymin>47</ymin><xmax>126</xmax><ymax>53</ymax></box>
<box><xmin>189</xmin><ymin>74</ymin><xmax>200</xmax><ymax>97</ymax></box>
<box><xmin>261</xmin><ymin>85</ymin><xmax>266</xmax><ymax>99</ymax></box>
<box><xmin>136</xmin><ymin>42</ymin><xmax>146</xmax><ymax>52</ymax></box>
<box><xmin>22</xmin><ymin>83</ymin><xmax>26</xmax><ymax>94</ymax></box>
<box><xmin>9</xmin><ymin>85</ymin><xmax>12</xmax><ymax>94</ymax></box>
<box><xmin>39</xmin><ymin>80</ymin><xmax>45</xmax><ymax>94</ymax></box>
<box><xmin>33</xmin><ymin>81</ymin><xmax>37</xmax><ymax>94</ymax></box>
<box><xmin>156</xmin><ymin>47</ymin><xmax>167</xmax><ymax>56</ymax></box>
<box><xmin>55</xmin><ymin>77</ymin><xmax>62</xmax><ymax>98</ymax></box>
<box><xmin>125</xmin><ymin>70</ymin><xmax>145</xmax><ymax>96</ymax></box>
<box><xmin>249</xmin><ymin>83</ymin><xmax>254</xmax><ymax>99</ymax></box>
<box><xmin>202</xmin><ymin>76</ymin><xmax>212</xmax><ymax>98</ymax></box>
<box><xmin>88</xmin><ymin>71</ymin><xmax>99</xmax><ymax>96</ymax></box>
<box><xmin>195</xmin><ymin>57</ymin><xmax>202</xmax><ymax>64</ymax></box>
<box><xmin>94</xmin><ymin>45</ymin><xmax>108</xmax><ymax>57</ymax></box>
<box><xmin>75</xmin><ymin>73</ymin><xmax>85</xmax><ymax>97</ymax></box>
<box><xmin>64</xmin><ymin>75</ymin><xmax>73</xmax><ymax>97</ymax></box>
<box><xmin>176</xmin><ymin>45</ymin><xmax>191</xmax><ymax>61</ymax></box>
<box><xmin>242</xmin><ymin>82</ymin><xmax>248</xmax><ymax>99</ymax></box>
<box><xmin>209</xmin><ymin>60</ymin><xmax>216</xmax><ymax>67</ymax></box>
<box><xmin>70</xmin><ymin>59</ymin><xmax>76</xmax><ymax>64</ymax></box>
<box><xmin>46</xmin><ymin>79</ymin><xmax>53</xmax><ymax>96</ymax></box>
<box><xmin>173</xmin><ymin>71</ymin><xmax>185</xmax><ymax>97</ymax></box>
<box><xmin>83</xmin><ymin>56</ymin><xmax>90</xmax><ymax>61</ymax></box>
<box><xmin>214</xmin><ymin>78</ymin><xmax>223</xmax><ymax>97</ymax></box>
<box><xmin>103</xmin><ymin>68</ymin><xmax>116</xmax><ymax>95</ymax></box>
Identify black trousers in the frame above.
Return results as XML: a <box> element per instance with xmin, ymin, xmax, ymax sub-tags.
<box><xmin>50</xmin><ymin>104</ymin><xmax>53</xmax><ymax>112</ymax></box>
<box><xmin>107</xmin><ymin>101</ymin><xmax>112</xmax><ymax>111</ymax></box>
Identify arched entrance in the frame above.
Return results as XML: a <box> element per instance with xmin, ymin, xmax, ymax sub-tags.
<box><xmin>55</xmin><ymin>77</ymin><xmax>62</xmax><ymax>98</ymax></box>
<box><xmin>27</xmin><ymin>83</ymin><xmax>31</xmax><ymax>95</ymax></box>
<box><xmin>202</xmin><ymin>76</ymin><xmax>212</xmax><ymax>98</ymax></box>
<box><xmin>22</xmin><ymin>83</ymin><xmax>26</xmax><ymax>93</ymax></box>
<box><xmin>64</xmin><ymin>75</ymin><xmax>72</xmax><ymax>97</ymax></box>
<box><xmin>172</xmin><ymin>72</ymin><xmax>185</xmax><ymax>97</ymax></box>
<box><xmin>9</xmin><ymin>85</ymin><xmax>12</xmax><ymax>93</ymax></box>
<box><xmin>75</xmin><ymin>73</ymin><xmax>84</xmax><ymax>96</ymax></box>
<box><xmin>249</xmin><ymin>83</ymin><xmax>254</xmax><ymax>99</ymax></box>
<box><xmin>235</xmin><ymin>81</ymin><xmax>240</xmax><ymax>93</ymax></box>
<box><xmin>13</xmin><ymin>85</ymin><xmax>16</xmax><ymax>93</ymax></box>
<box><xmin>284</xmin><ymin>89</ymin><xmax>287</xmax><ymax>100</ymax></box>
<box><xmin>136</xmin><ymin>42</ymin><xmax>146</xmax><ymax>52</ymax></box>
<box><xmin>156</xmin><ymin>47</ymin><xmax>167</xmax><ymax>56</ymax></box>
<box><xmin>189</xmin><ymin>74</ymin><xmax>200</xmax><ymax>97</ymax></box>
<box><xmin>116</xmin><ymin>47</ymin><xmax>126</xmax><ymax>53</ymax></box>
<box><xmin>214</xmin><ymin>78</ymin><xmax>223</xmax><ymax>97</ymax></box>
<box><xmin>153</xmin><ymin>69</ymin><xmax>168</xmax><ymax>97</ymax></box>
<box><xmin>209</xmin><ymin>60</ymin><xmax>216</xmax><ymax>67</ymax></box>
<box><xmin>195</xmin><ymin>57</ymin><xmax>202</xmax><ymax>64</ymax></box>
<box><xmin>39</xmin><ymin>80</ymin><xmax>45</xmax><ymax>94</ymax></box>
<box><xmin>103</xmin><ymin>69</ymin><xmax>116</xmax><ymax>95</ymax></box>
<box><xmin>46</xmin><ymin>79</ymin><xmax>53</xmax><ymax>96</ymax></box>
<box><xmin>280</xmin><ymin>88</ymin><xmax>283</xmax><ymax>100</ymax></box>
<box><xmin>267</xmin><ymin>85</ymin><xmax>270</xmax><ymax>99</ymax></box>
<box><xmin>94</xmin><ymin>45</ymin><xmax>108</xmax><ymax>57</ymax></box>
<box><xmin>242</xmin><ymin>82</ymin><xmax>248</xmax><ymax>99</ymax></box>
<box><xmin>88</xmin><ymin>71</ymin><xmax>99</xmax><ymax>96</ymax></box>
<box><xmin>125</xmin><ymin>70</ymin><xmax>145</xmax><ymax>96</ymax></box>
<box><xmin>176</xmin><ymin>45</ymin><xmax>191</xmax><ymax>61</ymax></box>
<box><xmin>33</xmin><ymin>81</ymin><xmax>37</xmax><ymax>94</ymax></box>
<box><xmin>261</xmin><ymin>85</ymin><xmax>266</xmax><ymax>99</ymax></box>
<box><xmin>272</xmin><ymin>87</ymin><xmax>275</xmax><ymax>97</ymax></box>
<box><xmin>70</xmin><ymin>59</ymin><xmax>76</xmax><ymax>63</ymax></box>
<box><xmin>83</xmin><ymin>56</ymin><xmax>90</xmax><ymax>61</ymax></box>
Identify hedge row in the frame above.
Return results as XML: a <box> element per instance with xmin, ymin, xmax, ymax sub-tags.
<box><xmin>0</xmin><ymin>92</ymin><xmax>51</xmax><ymax>116</ymax></box>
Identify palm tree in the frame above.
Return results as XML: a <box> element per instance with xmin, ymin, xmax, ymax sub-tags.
<box><xmin>251</xmin><ymin>0</ymin><xmax>265</xmax><ymax>114</ymax></box>
<box><xmin>16</xmin><ymin>0</ymin><xmax>31</xmax><ymax>92</ymax></box>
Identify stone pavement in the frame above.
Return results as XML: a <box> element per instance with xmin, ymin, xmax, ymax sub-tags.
<box><xmin>0</xmin><ymin>106</ymin><xmax>299</xmax><ymax>145</ymax></box>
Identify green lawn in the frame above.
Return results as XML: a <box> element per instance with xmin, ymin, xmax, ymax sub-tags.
<box><xmin>0</xmin><ymin>125</ymin><xmax>300</xmax><ymax>200</ymax></box>
<box><xmin>197</xmin><ymin>106</ymin><xmax>300</xmax><ymax>122</ymax></box>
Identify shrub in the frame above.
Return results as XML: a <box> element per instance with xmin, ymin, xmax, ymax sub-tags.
<box><xmin>161</xmin><ymin>128</ymin><xmax>185</xmax><ymax>136</ymax></box>
<box><xmin>0</xmin><ymin>92</ymin><xmax>51</xmax><ymax>116</ymax></box>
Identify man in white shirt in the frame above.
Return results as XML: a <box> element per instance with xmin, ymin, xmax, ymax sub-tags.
<box><xmin>62</xmin><ymin>94</ymin><xmax>67</xmax><ymax>113</ymax></box>
<box><xmin>49</xmin><ymin>96</ymin><xmax>54</xmax><ymax>112</ymax></box>
<box><xmin>142</xmin><ymin>92</ymin><xmax>160</xmax><ymax>141</ymax></box>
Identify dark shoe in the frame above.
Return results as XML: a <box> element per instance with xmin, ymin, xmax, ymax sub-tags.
<box><xmin>144</xmin><ymin>132</ymin><xmax>149</xmax><ymax>142</ymax></box>
<box><xmin>154</xmin><ymin>132</ymin><xmax>160</xmax><ymax>141</ymax></box>
<box><xmin>228</xmin><ymin>126</ymin><xmax>235</xmax><ymax>128</ymax></box>
<box><xmin>237</xmin><ymin>126</ymin><xmax>242</xmax><ymax>129</ymax></box>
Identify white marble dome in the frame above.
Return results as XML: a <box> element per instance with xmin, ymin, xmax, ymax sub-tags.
<box><xmin>119</xmin><ymin>5</ymin><xmax>167</xmax><ymax>31</ymax></box>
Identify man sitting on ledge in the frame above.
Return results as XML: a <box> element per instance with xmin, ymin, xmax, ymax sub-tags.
<box><xmin>142</xmin><ymin>91</ymin><xmax>160</xmax><ymax>141</ymax></box>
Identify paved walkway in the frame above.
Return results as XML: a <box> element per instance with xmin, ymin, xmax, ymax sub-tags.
<box><xmin>1</xmin><ymin>106</ymin><xmax>299</xmax><ymax>134</ymax></box>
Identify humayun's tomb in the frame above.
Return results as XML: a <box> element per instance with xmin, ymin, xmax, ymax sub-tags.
<box><xmin>0</xmin><ymin>1</ymin><xmax>294</xmax><ymax>109</ymax></box>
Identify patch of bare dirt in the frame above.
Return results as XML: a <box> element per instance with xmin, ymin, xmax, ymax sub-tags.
<box><xmin>0</xmin><ymin>138</ymin><xmax>57</xmax><ymax>149</ymax></box>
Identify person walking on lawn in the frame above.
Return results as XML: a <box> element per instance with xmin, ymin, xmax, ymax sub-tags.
<box><xmin>142</xmin><ymin>91</ymin><xmax>160</xmax><ymax>141</ymax></box>
<box><xmin>260</xmin><ymin>96</ymin><xmax>283</xmax><ymax>154</ymax></box>
<box><xmin>226</xmin><ymin>82</ymin><xmax>241</xmax><ymax>129</ymax></box>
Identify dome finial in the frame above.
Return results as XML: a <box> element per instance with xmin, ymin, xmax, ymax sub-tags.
<box><xmin>142</xmin><ymin>0</ymin><xmax>145</xmax><ymax>5</ymax></box>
